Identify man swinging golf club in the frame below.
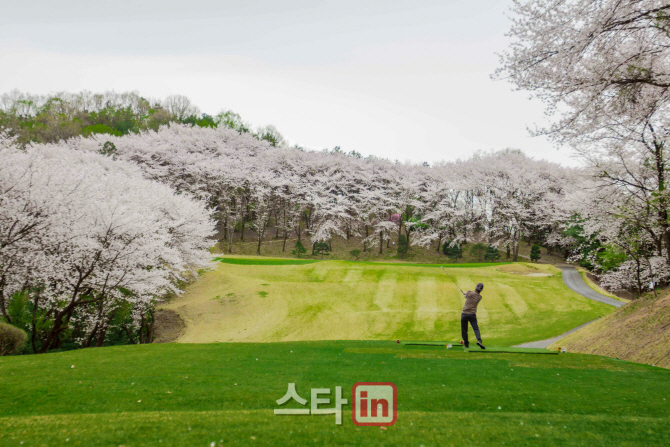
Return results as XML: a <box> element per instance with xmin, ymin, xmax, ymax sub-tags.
<box><xmin>461</xmin><ymin>283</ymin><xmax>486</xmax><ymax>349</ymax></box>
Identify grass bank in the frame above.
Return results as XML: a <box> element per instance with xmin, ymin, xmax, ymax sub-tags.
<box><xmin>1</xmin><ymin>342</ymin><xmax>668</xmax><ymax>446</ymax></box>
<box><xmin>550</xmin><ymin>291</ymin><xmax>670</xmax><ymax>369</ymax></box>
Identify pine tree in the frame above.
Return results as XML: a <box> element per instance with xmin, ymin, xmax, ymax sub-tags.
<box><xmin>470</xmin><ymin>243</ymin><xmax>486</xmax><ymax>262</ymax></box>
<box><xmin>530</xmin><ymin>244</ymin><xmax>542</xmax><ymax>262</ymax></box>
<box><xmin>291</xmin><ymin>240</ymin><xmax>307</xmax><ymax>258</ymax></box>
<box><xmin>484</xmin><ymin>245</ymin><xmax>501</xmax><ymax>262</ymax></box>
<box><xmin>442</xmin><ymin>241</ymin><xmax>463</xmax><ymax>262</ymax></box>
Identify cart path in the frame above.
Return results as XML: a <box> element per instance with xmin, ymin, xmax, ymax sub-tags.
<box><xmin>514</xmin><ymin>266</ymin><xmax>625</xmax><ymax>349</ymax></box>
<box><xmin>558</xmin><ymin>266</ymin><xmax>625</xmax><ymax>308</ymax></box>
<box><xmin>514</xmin><ymin>319</ymin><xmax>599</xmax><ymax>349</ymax></box>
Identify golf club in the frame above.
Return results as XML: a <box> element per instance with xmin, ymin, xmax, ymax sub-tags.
<box><xmin>441</xmin><ymin>266</ymin><xmax>464</xmax><ymax>294</ymax></box>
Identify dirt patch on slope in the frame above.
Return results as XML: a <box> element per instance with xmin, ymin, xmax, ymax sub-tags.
<box><xmin>153</xmin><ymin>309</ymin><xmax>186</xmax><ymax>343</ymax></box>
<box><xmin>550</xmin><ymin>293</ymin><xmax>670</xmax><ymax>369</ymax></box>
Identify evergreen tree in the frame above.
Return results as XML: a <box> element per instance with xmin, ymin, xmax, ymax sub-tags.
<box><xmin>291</xmin><ymin>240</ymin><xmax>307</xmax><ymax>258</ymax></box>
<box><xmin>314</xmin><ymin>242</ymin><xmax>330</xmax><ymax>256</ymax></box>
<box><xmin>530</xmin><ymin>244</ymin><xmax>542</xmax><ymax>262</ymax></box>
<box><xmin>470</xmin><ymin>243</ymin><xmax>486</xmax><ymax>262</ymax></box>
<box><xmin>442</xmin><ymin>241</ymin><xmax>463</xmax><ymax>261</ymax></box>
<box><xmin>484</xmin><ymin>245</ymin><xmax>501</xmax><ymax>262</ymax></box>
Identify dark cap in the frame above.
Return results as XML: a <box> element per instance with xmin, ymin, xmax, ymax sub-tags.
<box><xmin>475</xmin><ymin>283</ymin><xmax>484</xmax><ymax>292</ymax></box>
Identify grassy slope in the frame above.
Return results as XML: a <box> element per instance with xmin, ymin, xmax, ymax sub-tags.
<box><xmin>163</xmin><ymin>258</ymin><xmax>613</xmax><ymax>346</ymax></box>
<box><xmin>1</xmin><ymin>342</ymin><xmax>668</xmax><ymax>446</ymax></box>
<box><xmin>216</xmin><ymin>232</ymin><xmax>567</xmax><ymax>265</ymax></box>
<box><xmin>550</xmin><ymin>292</ymin><xmax>670</xmax><ymax>369</ymax></box>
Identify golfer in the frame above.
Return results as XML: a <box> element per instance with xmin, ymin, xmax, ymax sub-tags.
<box><xmin>461</xmin><ymin>283</ymin><xmax>485</xmax><ymax>349</ymax></box>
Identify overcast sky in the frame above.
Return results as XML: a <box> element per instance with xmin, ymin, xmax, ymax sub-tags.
<box><xmin>0</xmin><ymin>0</ymin><xmax>578</xmax><ymax>165</ymax></box>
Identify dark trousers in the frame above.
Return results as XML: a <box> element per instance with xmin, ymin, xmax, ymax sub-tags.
<box><xmin>461</xmin><ymin>313</ymin><xmax>482</xmax><ymax>346</ymax></box>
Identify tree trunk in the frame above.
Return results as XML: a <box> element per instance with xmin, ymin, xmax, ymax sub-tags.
<box><xmin>304</xmin><ymin>208</ymin><xmax>312</xmax><ymax>230</ymax></box>
<box><xmin>228</xmin><ymin>226</ymin><xmax>234</xmax><ymax>254</ymax></box>
<box><xmin>31</xmin><ymin>294</ymin><xmax>39</xmax><ymax>353</ymax></box>
<box><xmin>379</xmin><ymin>231</ymin><xmax>383</xmax><ymax>254</ymax></box>
<box><xmin>436</xmin><ymin>235</ymin><xmax>442</xmax><ymax>252</ymax></box>
<box><xmin>138</xmin><ymin>314</ymin><xmax>146</xmax><ymax>344</ymax></box>
<box><xmin>123</xmin><ymin>325</ymin><xmax>137</xmax><ymax>344</ymax></box>
<box><xmin>282</xmin><ymin>208</ymin><xmax>288</xmax><ymax>251</ymax></box>
<box><xmin>0</xmin><ymin>292</ymin><xmax>9</xmax><ymax>324</ymax></box>
<box><xmin>256</xmin><ymin>213</ymin><xmax>272</xmax><ymax>255</ymax></box>
<box><xmin>147</xmin><ymin>309</ymin><xmax>155</xmax><ymax>343</ymax></box>
<box><xmin>512</xmin><ymin>232</ymin><xmax>520</xmax><ymax>262</ymax></box>
<box><xmin>95</xmin><ymin>310</ymin><xmax>116</xmax><ymax>347</ymax></box>
<box><xmin>221</xmin><ymin>215</ymin><xmax>228</xmax><ymax>249</ymax></box>
<box><xmin>635</xmin><ymin>258</ymin><xmax>642</xmax><ymax>298</ymax></box>
<box><xmin>85</xmin><ymin>323</ymin><xmax>99</xmax><ymax>348</ymax></box>
<box><xmin>652</xmin><ymin>139</ymin><xmax>670</xmax><ymax>265</ymax></box>
<box><xmin>40</xmin><ymin>311</ymin><xmax>66</xmax><ymax>353</ymax></box>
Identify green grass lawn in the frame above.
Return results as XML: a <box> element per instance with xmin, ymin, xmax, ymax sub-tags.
<box><xmin>165</xmin><ymin>258</ymin><xmax>613</xmax><ymax>346</ymax></box>
<box><xmin>1</xmin><ymin>341</ymin><xmax>669</xmax><ymax>446</ymax></box>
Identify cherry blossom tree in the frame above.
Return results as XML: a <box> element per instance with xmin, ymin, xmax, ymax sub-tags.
<box><xmin>498</xmin><ymin>0</ymin><xmax>670</xmax><ymax>289</ymax></box>
<box><xmin>0</xmin><ymin>136</ymin><xmax>213</xmax><ymax>351</ymax></box>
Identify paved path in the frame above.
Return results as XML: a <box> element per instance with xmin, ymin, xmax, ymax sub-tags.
<box><xmin>515</xmin><ymin>319</ymin><xmax>598</xmax><ymax>349</ymax></box>
<box><xmin>514</xmin><ymin>265</ymin><xmax>625</xmax><ymax>349</ymax></box>
<box><xmin>558</xmin><ymin>266</ymin><xmax>625</xmax><ymax>308</ymax></box>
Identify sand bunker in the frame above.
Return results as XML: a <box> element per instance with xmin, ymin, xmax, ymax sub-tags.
<box><xmin>496</xmin><ymin>264</ymin><xmax>554</xmax><ymax>277</ymax></box>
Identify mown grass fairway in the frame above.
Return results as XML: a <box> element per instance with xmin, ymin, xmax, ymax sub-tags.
<box><xmin>1</xmin><ymin>342</ymin><xmax>669</xmax><ymax>446</ymax></box>
<box><xmin>164</xmin><ymin>258</ymin><xmax>613</xmax><ymax>346</ymax></box>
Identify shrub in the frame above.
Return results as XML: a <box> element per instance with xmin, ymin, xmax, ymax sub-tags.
<box><xmin>0</xmin><ymin>322</ymin><xmax>27</xmax><ymax>356</ymax></box>
<box><xmin>291</xmin><ymin>240</ymin><xmax>307</xmax><ymax>258</ymax></box>
<box><xmin>314</xmin><ymin>242</ymin><xmax>330</xmax><ymax>256</ymax></box>
<box><xmin>350</xmin><ymin>249</ymin><xmax>361</xmax><ymax>259</ymax></box>
<box><xmin>530</xmin><ymin>244</ymin><xmax>542</xmax><ymax>262</ymax></box>
<box><xmin>484</xmin><ymin>245</ymin><xmax>501</xmax><ymax>261</ymax></box>
<box><xmin>470</xmin><ymin>243</ymin><xmax>486</xmax><ymax>262</ymax></box>
<box><xmin>442</xmin><ymin>240</ymin><xmax>463</xmax><ymax>261</ymax></box>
